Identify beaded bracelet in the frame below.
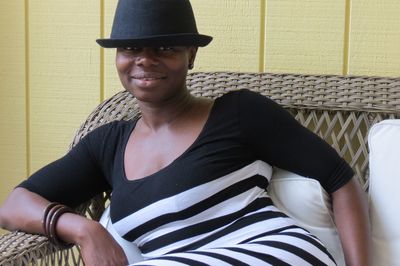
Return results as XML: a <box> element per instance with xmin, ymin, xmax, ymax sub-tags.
<box><xmin>42</xmin><ymin>202</ymin><xmax>75</xmax><ymax>248</ymax></box>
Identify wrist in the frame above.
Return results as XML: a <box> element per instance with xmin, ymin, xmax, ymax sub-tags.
<box><xmin>73</xmin><ymin>217</ymin><xmax>106</xmax><ymax>247</ymax></box>
<box><xmin>56</xmin><ymin>212</ymin><xmax>100</xmax><ymax>246</ymax></box>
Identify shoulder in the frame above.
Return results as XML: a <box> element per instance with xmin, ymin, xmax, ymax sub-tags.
<box><xmin>90</xmin><ymin>119</ymin><xmax>134</xmax><ymax>135</ymax></box>
<box><xmin>78</xmin><ymin>120</ymin><xmax>136</xmax><ymax>147</ymax></box>
<box><xmin>216</xmin><ymin>89</ymin><xmax>282</xmax><ymax>117</ymax></box>
<box><xmin>216</xmin><ymin>88</ymin><xmax>255</xmax><ymax>100</ymax></box>
<box><xmin>217</xmin><ymin>89</ymin><xmax>276</xmax><ymax>106</ymax></box>
<box><xmin>70</xmin><ymin>119</ymin><xmax>136</xmax><ymax>164</ymax></box>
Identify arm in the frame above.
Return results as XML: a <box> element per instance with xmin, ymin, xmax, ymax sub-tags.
<box><xmin>0</xmin><ymin>123</ymin><xmax>128</xmax><ymax>265</ymax></box>
<box><xmin>0</xmin><ymin>187</ymin><xmax>128</xmax><ymax>266</ymax></box>
<box><xmin>238</xmin><ymin>90</ymin><xmax>370</xmax><ymax>262</ymax></box>
<box><xmin>332</xmin><ymin>177</ymin><xmax>371</xmax><ymax>266</ymax></box>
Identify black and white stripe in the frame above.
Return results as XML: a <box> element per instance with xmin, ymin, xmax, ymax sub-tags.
<box><xmin>113</xmin><ymin>161</ymin><xmax>335</xmax><ymax>265</ymax></box>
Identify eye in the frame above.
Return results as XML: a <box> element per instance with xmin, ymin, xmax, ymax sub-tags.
<box><xmin>123</xmin><ymin>47</ymin><xmax>140</xmax><ymax>51</ymax></box>
<box><xmin>158</xmin><ymin>46</ymin><xmax>174</xmax><ymax>52</ymax></box>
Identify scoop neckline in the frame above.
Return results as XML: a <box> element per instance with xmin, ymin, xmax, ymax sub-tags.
<box><xmin>121</xmin><ymin>98</ymin><xmax>219</xmax><ymax>184</ymax></box>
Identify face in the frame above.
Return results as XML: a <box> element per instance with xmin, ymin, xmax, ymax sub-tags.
<box><xmin>116</xmin><ymin>46</ymin><xmax>197</xmax><ymax>103</ymax></box>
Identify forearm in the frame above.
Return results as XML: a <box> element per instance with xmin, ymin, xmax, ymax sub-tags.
<box><xmin>332</xmin><ymin>177</ymin><xmax>371</xmax><ymax>266</ymax></box>
<box><xmin>0</xmin><ymin>187</ymin><xmax>128</xmax><ymax>265</ymax></box>
<box><xmin>0</xmin><ymin>187</ymin><xmax>49</xmax><ymax>233</ymax></box>
<box><xmin>0</xmin><ymin>187</ymin><xmax>91</xmax><ymax>245</ymax></box>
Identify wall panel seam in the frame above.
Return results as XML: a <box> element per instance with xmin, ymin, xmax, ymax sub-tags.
<box><xmin>342</xmin><ymin>0</ymin><xmax>352</xmax><ymax>75</ymax></box>
<box><xmin>100</xmin><ymin>0</ymin><xmax>105</xmax><ymax>103</ymax></box>
<box><xmin>24</xmin><ymin>0</ymin><xmax>31</xmax><ymax>176</ymax></box>
<box><xmin>259</xmin><ymin>0</ymin><xmax>266</xmax><ymax>73</ymax></box>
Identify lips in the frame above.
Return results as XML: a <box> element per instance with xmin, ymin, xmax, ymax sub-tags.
<box><xmin>131</xmin><ymin>73</ymin><xmax>166</xmax><ymax>80</ymax></box>
<box><xmin>136</xmin><ymin>77</ymin><xmax>164</xmax><ymax>81</ymax></box>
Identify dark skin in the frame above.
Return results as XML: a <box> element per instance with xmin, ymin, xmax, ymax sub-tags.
<box><xmin>0</xmin><ymin>187</ymin><xmax>128</xmax><ymax>266</ymax></box>
<box><xmin>0</xmin><ymin>45</ymin><xmax>371</xmax><ymax>266</ymax></box>
<box><xmin>332</xmin><ymin>178</ymin><xmax>371</xmax><ymax>265</ymax></box>
<box><xmin>115</xmin><ymin>46</ymin><xmax>214</xmax><ymax>180</ymax></box>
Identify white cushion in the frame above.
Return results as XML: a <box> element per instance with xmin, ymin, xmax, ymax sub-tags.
<box><xmin>99</xmin><ymin>206</ymin><xmax>144</xmax><ymax>264</ymax></box>
<box><xmin>268</xmin><ymin>168</ymin><xmax>345</xmax><ymax>266</ymax></box>
<box><xmin>368</xmin><ymin>119</ymin><xmax>400</xmax><ymax>266</ymax></box>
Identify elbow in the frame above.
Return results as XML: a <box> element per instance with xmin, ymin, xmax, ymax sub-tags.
<box><xmin>0</xmin><ymin>202</ymin><xmax>12</xmax><ymax>230</ymax></box>
<box><xmin>0</xmin><ymin>187</ymin><xmax>30</xmax><ymax>231</ymax></box>
<box><xmin>1</xmin><ymin>187</ymin><xmax>50</xmax><ymax>233</ymax></box>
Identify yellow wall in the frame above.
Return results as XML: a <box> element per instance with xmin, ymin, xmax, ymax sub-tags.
<box><xmin>1</xmin><ymin>0</ymin><xmax>400</xmax><ymax>209</ymax></box>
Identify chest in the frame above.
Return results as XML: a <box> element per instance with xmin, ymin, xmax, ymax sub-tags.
<box><xmin>123</xmin><ymin>125</ymin><xmax>202</xmax><ymax>181</ymax></box>
<box><xmin>109</xmin><ymin>113</ymin><xmax>255</xmax><ymax>222</ymax></box>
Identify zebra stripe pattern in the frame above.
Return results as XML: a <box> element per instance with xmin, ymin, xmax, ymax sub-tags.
<box><xmin>112</xmin><ymin>161</ymin><xmax>336</xmax><ymax>265</ymax></box>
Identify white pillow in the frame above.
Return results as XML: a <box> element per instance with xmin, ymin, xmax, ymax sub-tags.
<box><xmin>368</xmin><ymin>119</ymin><xmax>400</xmax><ymax>266</ymax></box>
<box><xmin>268</xmin><ymin>168</ymin><xmax>345</xmax><ymax>266</ymax></box>
<box><xmin>99</xmin><ymin>206</ymin><xmax>144</xmax><ymax>264</ymax></box>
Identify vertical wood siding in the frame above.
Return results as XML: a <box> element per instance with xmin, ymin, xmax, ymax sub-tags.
<box><xmin>350</xmin><ymin>0</ymin><xmax>400</xmax><ymax>76</ymax></box>
<box><xmin>191</xmin><ymin>0</ymin><xmax>262</xmax><ymax>72</ymax></box>
<box><xmin>264</xmin><ymin>0</ymin><xmax>347</xmax><ymax>74</ymax></box>
<box><xmin>1</xmin><ymin>0</ymin><xmax>400</xmax><ymax>206</ymax></box>
<box><xmin>28</xmin><ymin>0</ymin><xmax>101</xmax><ymax>172</ymax></box>
<box><xmin>104</xmin><ymin>0</ymin><xmax>120</xmax><ymax>99</ymax></box>
<box><xmin>0</xmin><ymin>0</ymin><xmax>27</xmax><ymax>208</ymax></box>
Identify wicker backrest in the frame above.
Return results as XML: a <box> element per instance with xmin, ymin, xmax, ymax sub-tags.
<box><xmin>72</xmin><ymin>72</ymin><xmax>400</xmax><ymax>191</ymax></box>
<box><xmin>69</xmin><ymin>71</ymin><xmax>400</xmax><ymax>220</ymax></box>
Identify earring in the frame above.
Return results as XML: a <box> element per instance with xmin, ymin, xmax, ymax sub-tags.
<box><xmin>188</xmin><ymin>63</ymin><xmax>194</xmax><ymax>70</ymax></box>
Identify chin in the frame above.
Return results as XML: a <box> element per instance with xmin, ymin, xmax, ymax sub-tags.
<box><xmin>127</xmin><ymin>88</ymin><xmax>166</xmax><ymax>104</ymax></box>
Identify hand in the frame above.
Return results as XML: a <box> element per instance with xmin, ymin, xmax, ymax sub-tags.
<box><xmin>56</xmin><ymin>213</ymin><xmax>129</xmax><ymax>266</ymax></box>
<box><xmin>78</xmin><ymin>220</ymin><xmax>128</xmax><ymax>266</ymax></box>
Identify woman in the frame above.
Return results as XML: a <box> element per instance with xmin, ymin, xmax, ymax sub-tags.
<box><xmin>0</xmin><ymin>0</ymin><xmax>370</xmax><ymax>265</ymax></box>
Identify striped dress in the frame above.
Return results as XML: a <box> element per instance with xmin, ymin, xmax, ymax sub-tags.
<box><xmin>19</xmin><ymin>89</ymin><xmax>354</xmax><ymax>265</ymax></box>
<box><xmin>115</xmin><ymin>160</ymin><xmax>336</xmax><ymax>265</ymax></box>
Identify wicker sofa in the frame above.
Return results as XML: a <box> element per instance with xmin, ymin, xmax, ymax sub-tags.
<box><xmin>0</xmin><ymin>71</ymin><xmax>399</xmax><ymax>265</ymax></box>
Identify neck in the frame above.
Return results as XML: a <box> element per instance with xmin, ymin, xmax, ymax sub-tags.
<box><xmin>137</xmin><ymin>90</ymin><xmax>196</xmax><ymax>131</ymax></box>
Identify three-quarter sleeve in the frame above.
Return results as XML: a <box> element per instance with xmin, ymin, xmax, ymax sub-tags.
<box><xmin>238</xmin><ymin>89</ymin><xmax>353</xmax><ymax>193</ymax></box>
<box><xmin>17</xmin><ymin>124</ymin><xmax>114</xmax><ymax>207</ymax></box>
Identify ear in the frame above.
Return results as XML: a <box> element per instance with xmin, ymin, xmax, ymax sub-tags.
<box><xmin>188</xmin><ymin>46</ymin><xmax>198</xmax><ymax>65</ymax></box>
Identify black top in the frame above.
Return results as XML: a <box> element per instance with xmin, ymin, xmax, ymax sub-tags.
<box><xmin>19</xmin><ymin>89</ymin><xmax>354</xmax><ymax>219</ymax></box>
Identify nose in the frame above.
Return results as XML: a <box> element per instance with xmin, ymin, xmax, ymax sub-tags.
<box><xmin>135</xmin><ymin>48</ymin><xmax>159</xmax><ymax>67</ymax></box>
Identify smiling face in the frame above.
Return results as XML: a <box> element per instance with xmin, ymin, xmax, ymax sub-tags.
<box><xmin>116</xmin><ymin>46</ymin><xmax>197</xmax><ymax>104</ymax></box>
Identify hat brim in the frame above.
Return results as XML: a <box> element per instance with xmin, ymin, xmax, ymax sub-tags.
<box><xmin>96</xmin><ymin>33</ymin><xmax>212</xmax><ymax>48</ymax></box>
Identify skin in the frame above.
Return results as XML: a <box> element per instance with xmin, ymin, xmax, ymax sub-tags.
<box><xmin>0</xmin><ymin>187</ymin><xmax>128</xmax><ymax>265</ymax></box>
<box><xmin>332</xmin><ymin>177</ymin><xmax>372</xmax><ymax>265</ymax></box>
<box><xmin>0</xmin><ymin>45</ymin><xmax>371</xmax><ymax>265</ymax></box>
<box><xmin>115</xmin><ymin>46</ymin><xmax>213</xmax><ymax>180</ymax></box>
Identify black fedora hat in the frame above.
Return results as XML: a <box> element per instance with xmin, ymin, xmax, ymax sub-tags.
<box><xmin>96</xmin><ymin>0</ymin><xmax>213</xmax><ymax>48</ymax></box>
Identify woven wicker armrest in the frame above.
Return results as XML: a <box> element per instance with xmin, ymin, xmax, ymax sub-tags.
<box><xmin>0</xmin><ymin>231</ymin><xmax>60</xmax><ymax>265</ymax></box>
<box><xmin>0</xmin><ymin>230</ymin><xmax>85</xmax><ymax>265</ymax></box>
